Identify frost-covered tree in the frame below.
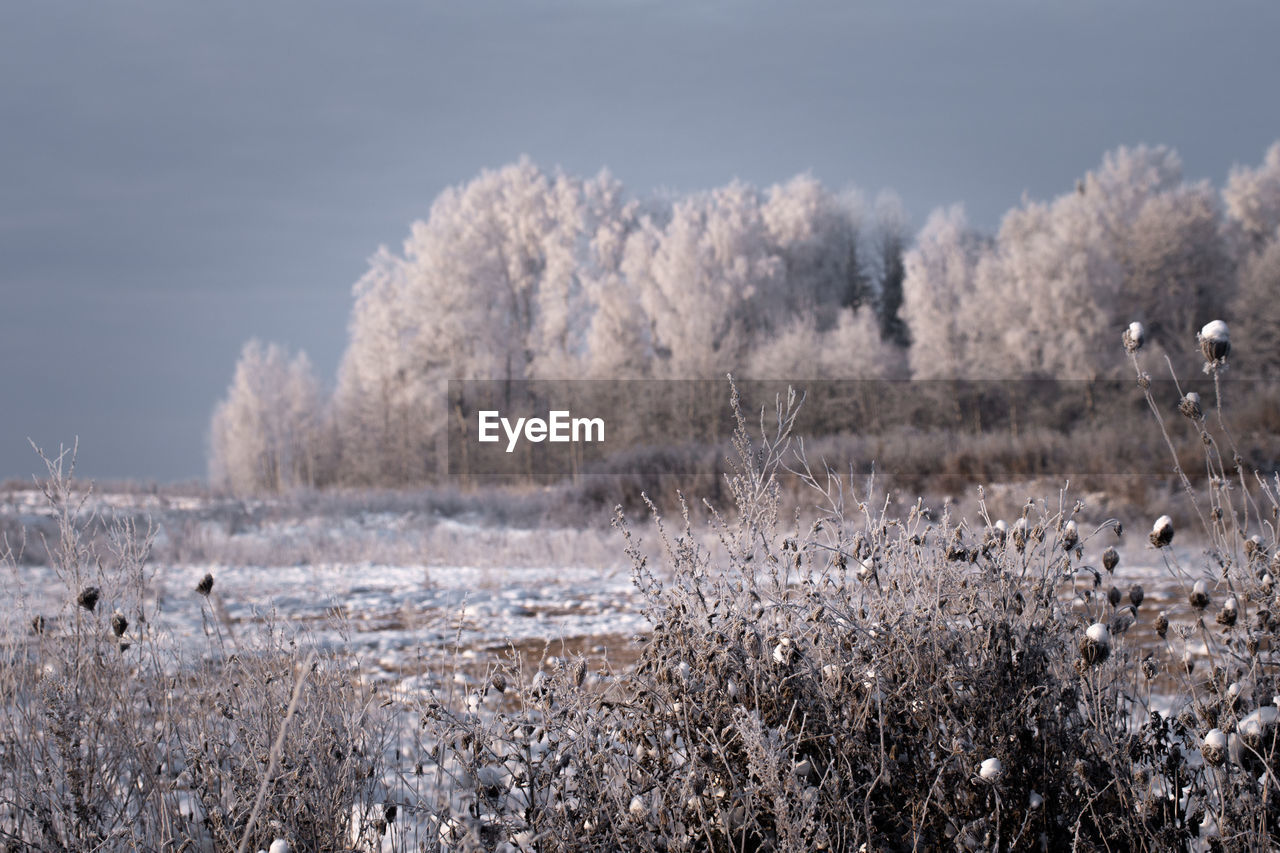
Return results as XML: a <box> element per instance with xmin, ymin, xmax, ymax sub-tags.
<box><xmin>626</xmin><ymin>181</ymin><xmax>788</xmax><ymax>378</ymax></box>
<box><xmin>209</xmin><ymin>340</ymin><xmax>325</xmax><ymax>494</ymax></box>
<box><xmin>1119</xmin><ymin>181</ymin><xmax>1233</xmax><ymax>366</ymax></box>
<box><xmin>909</xmin><ymin>145</ymin><xmax>1235</xmax><ymax>379</ymax></box>
<box><xmin>573</xmin><ymin>170</ymin><xmax>651</xmax><ymax>378</ymax></box>
<box><xmin>331</xmin><ymin>160</ymin><xmax>626</xmax><ymax>481</ymax></box>
<box><xmin>901</xmin><ymin>206</ymin><xmax>985</xmax><ymax>379</ymax></box>
<box><xmin>1218</xmin><ymin>146</ymin><xmax>1280</xmax><ymax>376</ymax></box>
<box><xmin>1223</xmin><ymin>143</ymin><xmax>1280</xmax><ymax>250</ymax></box>
<box><xmin>1082</xmin><ymin>144</ymin><xmax>1184</xmax><ymax>237</ymax></box>
<box><xmin>761</xmin><ymin>175</ymin><xmax>866</xmax><ymax>317</ymax></box>
<box><xmin>400</xmin><ymin>158</ymin><xmax>560</xmax><ymax>382</ymax></box>
<box><xmin>963</xmin><ymin>182</ymin><xmax>1120</xmax><ymax>378</ymax></box>
<box><xmin>282</xmin><ymin>350</ymin><xmax>329</xmax><ymax>487</ymax></box>
<box><xmin>1231</xmin><ymin>233</ymin><xmax>1280</xmax><ymax>376</ymax></box>
<box><xmin>622</xmin><ymin>176</ymin><xmax>873</xmax><ymax>379</ymax></box>
<box><xmin>330</xmin><ymin>248</ymin><xmax>432</xmax><ymax>485</ymax></box>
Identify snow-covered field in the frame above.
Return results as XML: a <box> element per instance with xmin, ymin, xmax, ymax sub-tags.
<box><xmin>2</xmin><ymin>492</ymin><xmax>654</xmax><ymax>686</ymax></box>
<box><xmin>1</xmin><ymin>487</ymin><xmax>1222</xmax><ymax>686</ymax></box>
<box><xmin>10</xmin><ymin>555</ymin><xmax>651</xmax><ymax>679</ymax></box>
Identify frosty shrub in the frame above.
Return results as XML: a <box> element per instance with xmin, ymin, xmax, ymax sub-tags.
<box><xmin>421</xmin><ymin>342</ymin><xmax>1280</xmax><ymax>850</ymax></box>
<box><xmin>172</xmin><ymin>636</ymin><xmax>392</xmax><ymax>851</ymax></box>
<box><xmin>0</xmin><ymin>445</ymin><xmax>175</xmax><ymax>849</ymax></box>
<box><xmin>0</xmin><ymin>445</ymin><xmax>397</xmax><ymax>851</ymax></box>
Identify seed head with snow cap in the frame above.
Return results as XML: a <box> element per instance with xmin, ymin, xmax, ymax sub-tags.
<box><xmin>1202</xmin><ymin>729</ymin><xmax>1228</xmax><ymax>766</ymax></box>
<box><xmin>1216</xmin><ymin>596</ymin><xmax>1238</xmax><ymax>627</ymax></box>
<box><xmin>1198</xmin><ymin>320</ymin><xmax>1230</xmax><ymax>368</ymax></box>
<box><xmin>1190</xmin><ymin>579</ymin><xmax>1210</xmax><ymax>610</ymax></box>
<box><xmin>1179</xmin><ymin>392</ymin><xmax>1203</xmax><ymax>420</ymax></box>
<box><xmin>1150</xmin><ymin>515</ymin><xmax>1174</xmax><ymax>548</ymax></box>
<box><xmin>1155</xmin><ymin>611</ymin><xmax>1169</xmax><ymax>638</ymax></box>
<box><xmin>1123</xmin><ymin>321</ymin><xmax>1145</xmax><ymax>353</ymax></box>
<box><xmin>1060</xmin><ymin>520</ymin><xmax>1079</xmax><ymax>552</ymax></box>
<box><xmin>1080</xmin><ymin>622</ymin><xmax>1111</xmax><ymax>665</ymax></box>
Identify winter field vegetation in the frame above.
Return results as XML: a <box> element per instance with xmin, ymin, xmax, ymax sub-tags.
<box><xmin>3</xmin><ymin>326</ymin><xmax>1280</xmax><ymax>850</ymax></box>
<box><xmin>2</xmin><ymin>140</ymin><xmax>1280</xmax><ymax>851</ymax></box>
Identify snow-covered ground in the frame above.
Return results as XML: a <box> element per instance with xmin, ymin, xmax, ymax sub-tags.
<box><xmin>0</xmin><ymin>487</ymin><xmax>1235</xmax><ymax>688</ymax></box>
<box><xmin>181</xmin><ymin>559</ymin><xmax>646</xmax><ymax>679</ymax></box>
<box><xmin>2</xmin><ymin>493</ymin><xmax>651</xmax><ymax>687</ymax></box>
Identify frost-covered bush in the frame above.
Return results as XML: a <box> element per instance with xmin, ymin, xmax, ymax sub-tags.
<box><xmin>173</xmin><ymin>638</ymin><xmax>392</xmax><ymax>851</ymax></box>
<box><xmin>421</xmin><ymin>337</ymin><xmax>1280</xmax><ymax>851</ymax></box>
<box><xmin>0</xmin><ymin>446</ymin><xmax>397</xmax><ymax>852</ymax></box>
<box><xmin>0</xmin><ymin>447</ymin><xmax>175</xmax><ymax>849</ymax></box>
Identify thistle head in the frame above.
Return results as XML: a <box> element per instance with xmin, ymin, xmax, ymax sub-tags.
<box><xmin>1190</xmin><ymin>579</ymin><xmax>1210</xmax><ymax>610</ymax></box>
<box><xmin>1155</xmin><ymin>611</ymin><xmax>1169</xmax><ymax>638</ymax></box>
<box><xmin>1060</xmin><ymin>520</ymin><xmax>1079</xmax><ymax>552</ymax></box>
<box><xmin>76</xmin><ymin>587</ymin><xmax>100</xmax><ymax>612</ymax></box>
<box><xmin>1202</xmin><ymin>728</ymin><xmax>1228</xmax><ymax>766</ymax></box>
<box><xmin>1123</xmin><ymin>321</ymin><xmax>1145</xmax><ymax>354</ymax></box>
<box><xmin>1080</xmin><ymin>622</ymin><xmax>1111</xmax><ymax>665</ymax></box>
<box><xmin>1150</xmin><ymin>515</ymin><xmax>1174</xmax><ymax>548</ymax></box>
<box><xmin>1216</xmin><ymin>596</ymin><xmax>1239</xmax><ymax>627</ymax></box>
<box><xmin>1198</xmin><ymin>320</ymin><xmax>1230</xmax><ymax>369</ymax></box>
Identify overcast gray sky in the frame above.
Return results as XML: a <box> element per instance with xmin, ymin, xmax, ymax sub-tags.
<box><xmin>1</xmin><ymin>0</ymin><xmax>1278</xmax><ymax>482</ymax></box>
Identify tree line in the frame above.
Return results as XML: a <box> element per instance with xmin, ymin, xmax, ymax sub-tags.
<box><xmin>209</xmin><ymin>144</ymin><xmax>1280</xmax><ymax>493</ymax></box>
